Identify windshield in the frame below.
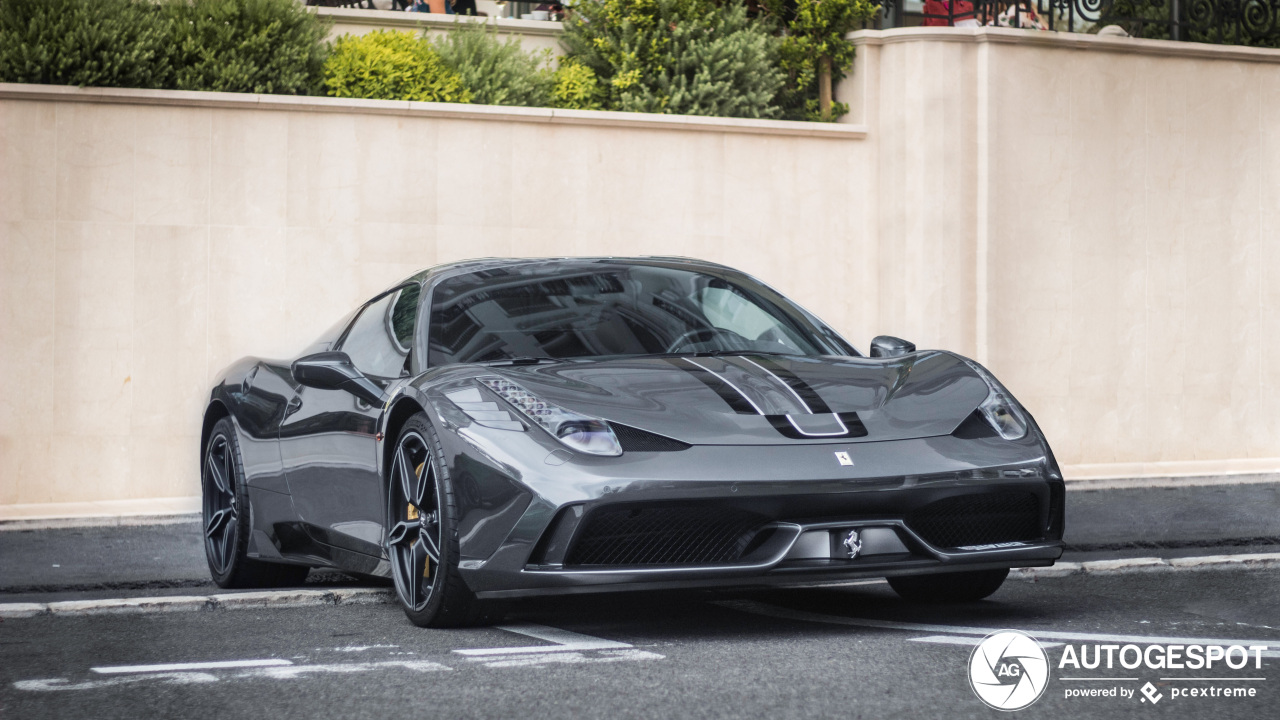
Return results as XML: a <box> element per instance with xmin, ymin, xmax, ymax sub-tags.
<box><xmin>427</xmin><ymin>263</ymin><xmax>840</xmax><ymax>366</ymax></box>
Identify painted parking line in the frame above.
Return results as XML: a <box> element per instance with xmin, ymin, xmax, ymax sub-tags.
<box><xmin>907</xmin><ymin>635</ymin><xmax>1063</xmax><ymax>649</ymax></box>
<box><xmin>92</xmin><ymin>659</ymin><xmax>292</xmax><ymax>674</ymax></box>
<box><xmin>454</xmin><ymin>623</ymin><xmax>664</xmax><ymax>668</ymax></box>
<box><xmin>455</xmin><ymin>623</ymin><xmax>631</xmax><ymax>656</ymax></box>
<box><xmin>718</xmin><ymin>600</ymin><xmax>1280</xmax><ymax>657</ymax></box>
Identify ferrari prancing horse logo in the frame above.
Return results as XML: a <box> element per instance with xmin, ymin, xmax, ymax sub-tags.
<box><xmin>834</xmin><ymin>451</ymin><xmax>853</xmax><ymax>466</ymax></box>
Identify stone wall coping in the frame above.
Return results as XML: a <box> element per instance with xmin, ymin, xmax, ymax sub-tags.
<box><xmin>315</xmin><ymin>6</ymin><xmax>564</xmax><ymax>37</ymax></box>
<box><xmin>0</xmin><ymin>82</ymin><xmax>867</xmax><ymax>139</ymax></box>
<box><xmin>849</xmin><ymin>26</ymin><xmax>1280</xmax><ymax>64</ymax></box>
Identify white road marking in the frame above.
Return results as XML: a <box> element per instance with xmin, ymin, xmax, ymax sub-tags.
<box><xmin>907</xmin><ymin>635</ymin><xmax>1062</xmax><ymax>648</ymax></box>
<box><xmin>453</xmin><ymin>623</ymin><xmax>664</xmax><ymax>667</ymax></box>
<box><xmin>454</xmin><ymin>622</ymin><xmax>630</xmax><ymax>656</ymax></box>
<box><xmin>718</xmin><ymin>600</ymin><xmax>1280</xmax><ymax>656</ymax></box>
<box><xmin>474</xmin><ymin>649</ymin><xmax>664</xmax><ymax>669</ymax></box>
<box><xmin>93</xmin><ymin>659</ymin><xmax>293</xmax><ymax>674</ymax></box>
<box><xmin>15</xmin><ymin>673</ymin><xmax>219</xmax><ymax>692</ymax></box>
<box><xmin>234</xmin><ymin>660</ymin><xmax>450</xmax><ymax>679</ymax></box>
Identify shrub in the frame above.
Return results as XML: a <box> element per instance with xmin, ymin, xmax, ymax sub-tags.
<box><xmin>762</xmin><ymin>0</ymin><xmax>878</xmax><ymax>121</ymax></box>
<box><xmin>559</xmin><ymin>0</ymin><xmax>785</xmax><ymax>118</ymax></box>
<box><xmin>161</xmin><ymin>0</ymin><xmax>329</xmax><ymax>95</ymax></box>
<box><xmin>324</xmin><ymin>30</ymin><xmax>470</xmax><ymax>103</ymax></box>
<box><xmin>432</xmin><ymin>20</ymin><xmax>554</xmax><ymax>107</ymax></box>
<box><xmin>0</xmin><ymin>0</ymin><xmax>175</xmax><ymax>89</ymax></box>
<box><xmin>551</xmin><ymin>59</ymin><xmax>604</xmax><ymax>111</ymax></box>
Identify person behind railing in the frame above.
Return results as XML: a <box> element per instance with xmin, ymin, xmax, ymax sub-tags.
<box><xmin>921</xmin><ymin>0</ymin><xmax>980</xmax><ymax>27</ymax></box>
<box><xmin>985</xmin><ymin>0</ymin><xmax>1047</xmax><ymax>29</ymax></box>
<box><xmin>403</xmin><ymin>0</ymin><xmax>478</xmax><ymax>12</ymax></box>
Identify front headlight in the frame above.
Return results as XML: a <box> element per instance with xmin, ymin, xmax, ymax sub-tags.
<box><xmin>959</xmin><ymin>358</ymin><xmax>1028</xmax><ymax>441</ymax></box>
<box><xmin>978</xmin><ymin>390</ymin><xmax>1027</xmax><ymax>440</ymax></box>
<box><xmin>477</xmin><ymin>376</ymin><xmax>622</xmax><ymax>456</ymax></box>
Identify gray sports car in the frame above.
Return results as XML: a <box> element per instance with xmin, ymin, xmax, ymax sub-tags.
<box><xmin>201</xmin><ymin>257</ymin><xmax>1064</xmax><ymax>626</ymax></box>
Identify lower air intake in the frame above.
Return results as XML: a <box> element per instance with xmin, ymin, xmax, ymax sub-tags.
<box><xmin>905</xmin><ymin>492</ymin><xmax>1042</xmax><ymax>549</ymax></box>
<box><xmin>565</xmin><ymin>505</ymin><xmax>767</xmax><ymax>566</ymax></box>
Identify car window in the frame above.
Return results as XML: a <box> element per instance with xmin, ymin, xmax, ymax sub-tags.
<box><xmin>341</xmin><ymin>284</ymin><xmax>420</xmax><ymax>378</ymax></box>
<box><xmin>427</xmin><ymin>264</ymin><xmax>828</xmax><ymax>366</ymax></box>
<box><xmin>698</xmin><ymin>287</ymin><xmax>809</xmax><ymax>353</ymax></box>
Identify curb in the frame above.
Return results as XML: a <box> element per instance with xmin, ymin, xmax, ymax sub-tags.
<box><xmin>0</xmin><ymin>587</ymin><xmax>393</xmax><ymax>619</ymax></box>
<box><xmin>1010</xmin><ymin>552</ymin><xmax>1280</xmax><ymax>580</ymax></box>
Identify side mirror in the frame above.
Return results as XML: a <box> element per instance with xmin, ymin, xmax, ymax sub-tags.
<box><xmin>869</xmin><ymin>335</ymin><xmax>916</xmax><ymax>358</ymax></box>
<box><xmin>291</xmin><ymin>351</ymin><xmax>387</xmax><ymax>406</ymax></box>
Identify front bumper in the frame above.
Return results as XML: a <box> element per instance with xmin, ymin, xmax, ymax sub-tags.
<box><xmin>435</xmin><ymin>416</ymin><xmax>1066</xmax><ymax>599</ymax></box>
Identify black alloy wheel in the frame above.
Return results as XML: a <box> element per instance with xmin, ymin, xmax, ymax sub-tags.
<box><xmin>203</xmin><ymin>430</ymin><xmax>240</xmax><ymax>577</ymax></box>
<box><xmin>387</xmin><ymin>428</ymin><xmax>443</xmax><ymax>613</ymax></box>
<box><xmin>201</xmin><ymin>417</ymin><xmax>309</xmax><ymax>588</ymax></box>
<box><xmin>385</xmin><ymin>413</ymin><xmax>488</xmax><ymax>627</ymax></box>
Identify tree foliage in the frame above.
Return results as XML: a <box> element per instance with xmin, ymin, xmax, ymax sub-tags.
<box><xmin>0</xmin><ymin>0</ymin><xmax>176</xmax><ymax>88</ymax></box>
<box><xmin>560</xmin><ymin>0</ymin><xmax>785</xmax><ymax>118</ymax></box>
<box><xmin>761</xmin><ymin>0</ymin><xmax>878</xmax><ymax>121</ymax></box>
<box><xmin>161</xmin><ymin>0</ymin><xmax>330</xmax><ymax>95</ymax></box>
<box><xmin>432</xmin><ymin>20</ymin><xmax>554</xmax><ymax>107</ymax></box>
<box><xmin>0</xmin><ymin>0</ymin><xmax>327</xmax><ymax>93</ymax></box>
<box><xmin>324</xmin><ymin>30</ymin><xmax>470</xmax><ymax>103</ymax></box>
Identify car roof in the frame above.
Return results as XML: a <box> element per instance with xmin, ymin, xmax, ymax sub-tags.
<box><xmin>389</xmin><ymin>256</ymin><xmax>738</xmax><ymax>292</ymax></box>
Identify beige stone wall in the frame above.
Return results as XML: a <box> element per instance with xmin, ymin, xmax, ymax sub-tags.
<box><xmin>0</xmin><ymin>86</ymin><xmax>870</xmax><ymax>509</ymax></box>
<box><xmin>843</xmin><ymin>28</ymin><xmax>1280</xmax><ymax>479</ymax></box>
<box><xmin>4</xmin><ymin>28</ymin><xmax>1280</xmax><ymax>514</ymax></box>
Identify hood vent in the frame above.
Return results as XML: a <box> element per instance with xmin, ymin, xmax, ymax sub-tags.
<box><xmin>609</xmin><ymin>423</ymin><xmax>691</xmax><ymax>452</ymax></box>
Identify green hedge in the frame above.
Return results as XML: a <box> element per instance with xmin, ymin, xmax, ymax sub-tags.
<box><xmin>0</xmin><ymin>0</ymin><xmax>328</xmax><ymax>94</ymax></box>
<box><xmin>325</xmin><ymin>30</ymin><xmax>469</xmax><ymax>103</ymax></box>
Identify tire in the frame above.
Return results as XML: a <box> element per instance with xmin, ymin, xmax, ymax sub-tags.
<box><xmin>202</xmin><ymin>417</ymin><xmax>310</xmax><ymax>589</ymax></box>
<box><xmin>386</xmin><ymin>413</ymin><xmax>494</xmax><ymax>628</ymax></box>
<box><xmin>887</xmin><ymin>568</ymin><xmax>1009</xmax><ymax>603</ymax></box>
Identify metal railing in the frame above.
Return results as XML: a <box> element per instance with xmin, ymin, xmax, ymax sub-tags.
<box><xmin>876</xmin><ymin>0</ymin><xmax>1280</xmax><ymax>45</ymax></box>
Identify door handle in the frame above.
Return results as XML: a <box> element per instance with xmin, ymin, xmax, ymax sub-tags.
<box><xmin>285</xmin><ymin>395</ymin><xmax>302</xmax><ymax>416</ymax></box>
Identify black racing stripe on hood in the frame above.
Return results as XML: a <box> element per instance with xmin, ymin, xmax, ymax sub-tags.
<box><xmin>661</xmin><ymin>358</ymin><xmax>757</xmax><ymax>414</ymax></box>
<box><xmin>749</xmin><ymin>355</ymin><xmax>833</xmax><ymax>414</ymax></box>
<box><xmin>766</xmin><ymin>412</ymin><xmax>868</xmax><ymax>439</ymax></box>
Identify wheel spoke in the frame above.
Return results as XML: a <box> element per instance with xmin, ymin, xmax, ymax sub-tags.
<box><xmin>387</xmin><ymin>520</ymin><xmax>416</xmax><ymax>548</ymax></box>
<box><xmin>206</xmin><ymin>452</ymin><xmax>229</xmax><ymax>496</ymax></box>
<box><xmin>420</xmin><ymin>524</ymin><xmax>440</xmax><ymax>564</ymax></box>
<box><xmin>408</xmin><ymin>538</ymin><xmax>428</xmax><ymax>609</ymax></box>
<box><xmin>205</xmin><ymin>508</ymin><xmax>233</xmax><ymax>538</ymax></box>
<box><xmin>219</xmin><ymin>514</ymin><xmax>238</xmax><ymax>571</ymax></box>
<box><xmin>396</xmin><ymin>446</ymin><xmax>419</xmax><ymax>507</ymax></box>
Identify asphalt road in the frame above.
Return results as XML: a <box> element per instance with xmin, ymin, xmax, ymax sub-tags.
<box><xmin>3</xmin><ymin>569</ymin><xmax>1278</xmax><ymax>719</ymax></box>
<box><xmin>3</xmin><ymin>483</ymin><xmax>1279</xmax><ymax>718</ymax></box>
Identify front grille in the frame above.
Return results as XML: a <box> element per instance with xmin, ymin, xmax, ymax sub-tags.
<box><xmin>610</xmin><ymin>423</ymin><xmax>691</xmax><ymax>452</ymax></box>
<box><xmin>905</xmin><ymin>492</ymin><xmax>1042</xmax><ymax>548</ymax></box>
<box><xmin>565</xmin><ymin>505</ymin><xmax>768</xmax><ymax>566</ymax></box>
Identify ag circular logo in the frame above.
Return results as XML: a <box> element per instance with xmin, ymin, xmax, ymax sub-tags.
<box><xmin>968</xmin><ymin>630</ymin><xmax>1050</xmax><ymax>711</ymax></box>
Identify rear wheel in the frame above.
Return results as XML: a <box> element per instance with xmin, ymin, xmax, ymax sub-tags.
<box><xmin>887</xmin><ymin>568</ymin><xmax>1009</xmax><ymax>603</ymax></box>
<box><xmin>203</xmin><ymin>417</ymin><xmax>309</xmax><ymax>588</ymax></box>
<box><xmin>386</xmin><ymin>413</ymin><xmax>491</xmax><ymax>627</ymax></box>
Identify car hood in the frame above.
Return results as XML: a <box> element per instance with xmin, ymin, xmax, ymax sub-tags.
<box><xmin>486</xmin><ymin>352</ymin><xmax>991</xmax><ymax>445</ymax></box>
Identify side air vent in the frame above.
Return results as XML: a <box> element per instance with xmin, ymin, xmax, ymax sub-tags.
<box><xmin>609</xmin><ymin>423</ymin><xmax>691</xmax><ymax>452</ymax></box>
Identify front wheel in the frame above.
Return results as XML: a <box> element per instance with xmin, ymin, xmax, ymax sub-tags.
<box><xmin>887</xmin><ymin>568</ymin><xmax>1009</xmax><ymax>603</ymax></box>
<box><xmin>386</xmin><ymin>413</ymin><xmax>491</xmax><ymax>627</ymax></box>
